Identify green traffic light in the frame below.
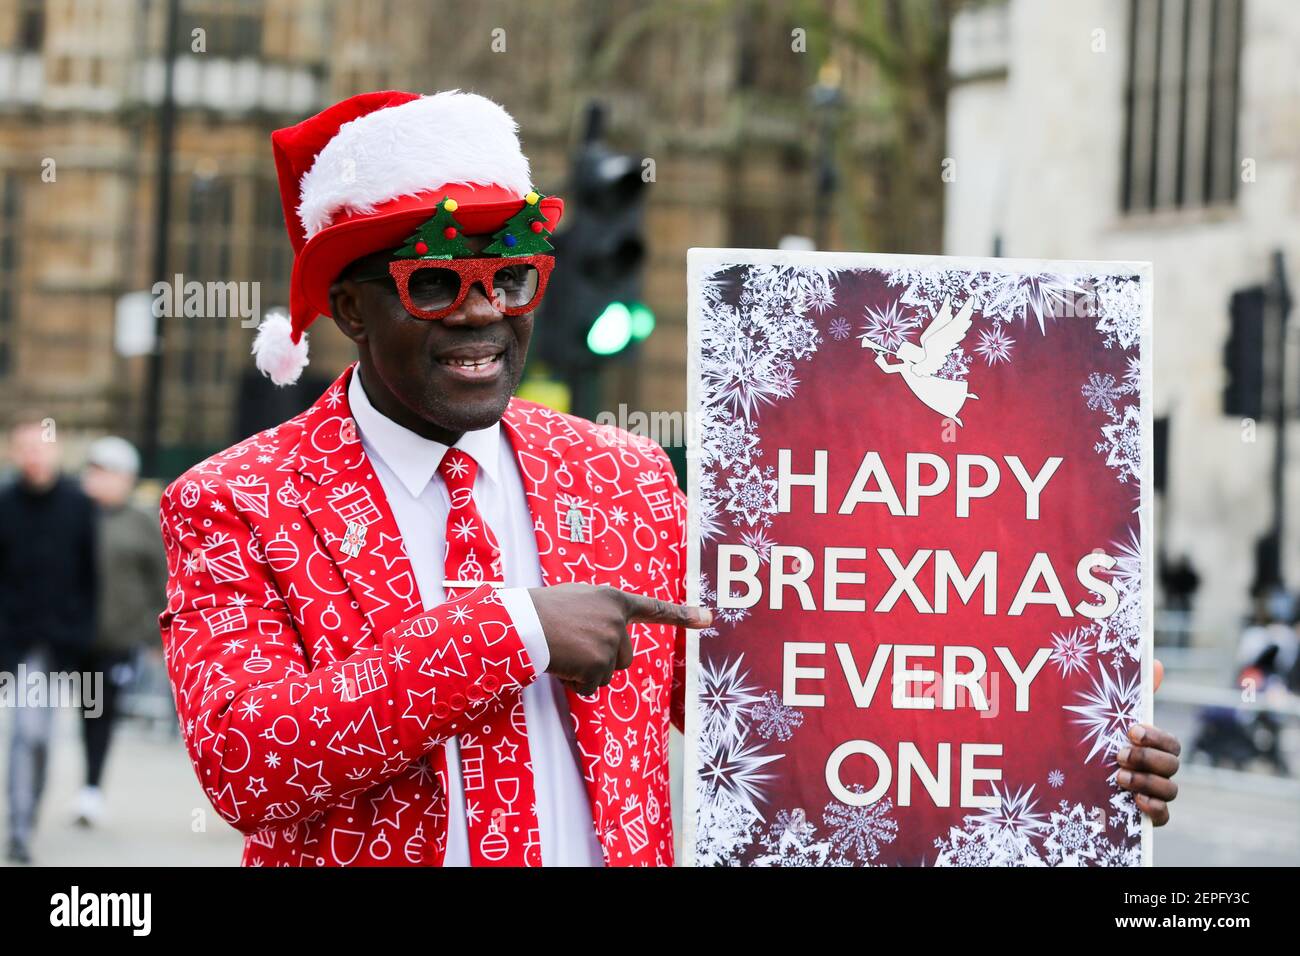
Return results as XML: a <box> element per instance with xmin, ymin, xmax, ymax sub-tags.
<box><xmin>629</xmin><ymin>302</ymin><xmax>656</xmax><ymax>340</ymax></box>
<box><xmin>587</xmin><ymin>302</ymin><xmax>632</xmax><ymax>355</ymax></box>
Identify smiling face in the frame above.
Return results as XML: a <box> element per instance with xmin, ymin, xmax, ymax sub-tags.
<box><xmin>329</xmin><ymin>235</ymin><xmax>535</xmax><ymax>444</ymax></box>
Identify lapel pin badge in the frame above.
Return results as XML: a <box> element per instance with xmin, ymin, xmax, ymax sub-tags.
<box><xmin>341</xmin><ymin>520</ymin><xmax>368</xmax><ymax>558</ymax></box>
<box><xmin>563</xmin><ymin>504</ymin><xmax>589</xmax><ymax>544</ymax></box>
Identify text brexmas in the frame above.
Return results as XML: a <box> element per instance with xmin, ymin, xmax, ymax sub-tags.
<box><xmin>717</xmin><ymin>450</ymin><xmax>1117</xmax><ymax>617</ymax></box>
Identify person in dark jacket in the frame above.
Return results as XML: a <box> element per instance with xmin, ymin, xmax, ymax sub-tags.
<box><xmin>76</xmin><ymin>436</ymin><xmax>167</xmax><ymax>827</ymax></box>
<box><xmin>0</xmin><ymin>412</ymin><xmax>97</xmax><ymax>864</ymax></box>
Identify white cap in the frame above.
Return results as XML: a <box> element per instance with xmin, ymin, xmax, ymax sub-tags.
<box><xmin>86</xmin><ymin>436</ymin><xmax>141</xmax><ymax>475</ymax></box>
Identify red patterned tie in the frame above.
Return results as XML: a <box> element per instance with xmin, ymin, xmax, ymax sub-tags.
<box><xmin>438</xmin><ymin>448</ymin><xmax>541</xmax><ymax>866</ymax></box>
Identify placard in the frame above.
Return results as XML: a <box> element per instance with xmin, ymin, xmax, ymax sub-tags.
<box><xmin>684</xmin><ymin>249</ymin><xmax>1153</xmax><ymax>867</ymax></box>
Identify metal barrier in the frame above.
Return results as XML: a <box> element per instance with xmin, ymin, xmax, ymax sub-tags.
<box><xmin>1156</xmin><ymin>676</ymin><xmax>1300</xmax><ymax>801</ymax></box>
<box><xmin>1158</xmin><ymin>680</ymin><xmax>1300</xmax><ymax>718</ymax></box>
<box><xmin>118</xmin><ymin>648</ymin><xmax>179</xmax><ymax>736</ymax></box>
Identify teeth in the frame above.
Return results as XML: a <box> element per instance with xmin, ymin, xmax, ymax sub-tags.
<box><xmin>441</xmin><ymin>354</ymin><xmax>501</xmax><ymax>368</ymax></box>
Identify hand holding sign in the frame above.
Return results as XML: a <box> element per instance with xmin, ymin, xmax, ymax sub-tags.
<box><xmin>1120</xmin><ymin>661</ymin><xmax>1180</xmax><ymax>826</ymax></box>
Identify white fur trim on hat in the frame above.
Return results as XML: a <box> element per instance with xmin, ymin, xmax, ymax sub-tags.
<box><xmin>252</xmin><ymin>310</ymin><xmax>310</xmax><ymax>386</ymax></box>
<box><xmin>296</xmin><ymin>90</ymin><xmax>533</xmax><ymax>239</ymax></box>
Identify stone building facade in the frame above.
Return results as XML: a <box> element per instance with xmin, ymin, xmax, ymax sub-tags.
<box><xmin>1</xmin><ymin>0</ymin><xmax>915</xmax><ymax>477</ymax></box>
<box><xmin>944</xmin><ymin>0</ymin><xmax>1300</xmax><ymax>637</ymax></box>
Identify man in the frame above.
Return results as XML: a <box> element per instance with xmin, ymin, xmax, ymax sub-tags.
<box><xmin>77</xmin><ymin>436</ymin><xmax>168</xmax><ymax>827</ymax></box>
<box><xmin>0</xmin><ymin>413</ymin><xmax>97</xmax><ymax>864</ymax></box>
<box><xmin>158</xmin><ymin>90</ymin><xmax>1180</xmax><ymax>867</ymax></box>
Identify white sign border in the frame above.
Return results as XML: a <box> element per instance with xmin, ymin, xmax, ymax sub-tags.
<box><xmin>681</xmin><ymin>246</ymin><xmax>1156</xmax><ymax>868</ymax></box>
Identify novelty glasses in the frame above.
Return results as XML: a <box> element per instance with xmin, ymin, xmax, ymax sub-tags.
<box><xmin>352</xmin><ymin>254</ymin><xmax>554</xmax><ymax>321</ymax></box>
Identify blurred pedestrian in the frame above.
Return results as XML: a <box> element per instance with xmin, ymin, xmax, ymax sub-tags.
<box><xmin>76</xmin><ymin>436</ymin><xmax>167</xmax><ymax>828</ymax></box>
<box><xmin>1237</xmin><ymin>590</ymin><xmax>1298</xmax><ymax>677</ymax></box>
<box><xmin>0</xmin><ymin>413</ymin><xmax>97</xmax><ymax>864</ymax></box>
<box><xmin>1191</xmin><ymin>594</ymin><xmax>1297</xmax><ymax>773</ymax></box>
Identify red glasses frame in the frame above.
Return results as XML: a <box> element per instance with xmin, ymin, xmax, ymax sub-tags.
<box><xmin>385</xmin><ymin>255</ymin><xmax>555</xmax><ymax>320</ymax></box>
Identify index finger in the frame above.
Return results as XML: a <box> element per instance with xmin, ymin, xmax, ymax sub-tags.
<box><xmin>621</xmin><ymin>591</ymin><xmax>713</xmax><ymax>629</ymax></box>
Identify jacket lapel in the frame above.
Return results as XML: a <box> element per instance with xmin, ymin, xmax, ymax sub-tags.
<box><xmin>293</xmin><ymin>365</ymin><xmax>421</xmax><ymax>651</ymax></box>
<box><xmin>501</xmin><ymin>399</ymin><xmax>597</xmax><ymax>587</ymax></box>
<box><xmin>501</xmin><ymin>400</ymin><xmax>613</xmax><ymax>839</ymax></box>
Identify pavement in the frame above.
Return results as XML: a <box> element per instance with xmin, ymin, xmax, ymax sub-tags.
<box><xmin>0</xmin><ymin>706</ymin><xmax>243</xmax><ymax>867</ymax></box>
<box><xmin>1153</xmin><ymin>766</ymin><xmax>1300</xmax><ymax>866</ymax></box>
<box><xmin>1150</xmin><ymin>697</ymin><xmax>1300</xmax><ymax>867</ymax></box>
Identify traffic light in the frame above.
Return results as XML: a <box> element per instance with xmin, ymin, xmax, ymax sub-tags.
<box><xmin>537</xmin><ymin>103</ymin><xmax>651</xmax><ymax>397</ymax></box>
<box><xmin>586</xmin><ymin>301</ymin><xmax>656</xmax><ymax>356</ymax></box>
<box><xmin>1223</xmin><ymin>285</ymin><xmax>1264</xmax><ymax>419</ymax></box>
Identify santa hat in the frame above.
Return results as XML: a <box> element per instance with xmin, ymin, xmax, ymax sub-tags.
<box><xmin>256</xmin><ymin>90</ymin><xmax>564</xmax><ymax>385</ymax></box>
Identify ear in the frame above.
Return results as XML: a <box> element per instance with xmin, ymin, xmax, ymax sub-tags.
<box><xmin>329</xmin><ymin>279</ymin><xmax>368</xmax><ymax>345</ymax></box>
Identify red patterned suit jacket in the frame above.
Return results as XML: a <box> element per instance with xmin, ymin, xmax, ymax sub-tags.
<box><xmin>157</xmin><ymin>363</ymin><xmax>688</xmax><ymax>866</ymax></box>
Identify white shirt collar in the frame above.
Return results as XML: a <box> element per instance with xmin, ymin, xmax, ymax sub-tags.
<box><xmin>347</xmin><ymin>365</ymin><xmax>503</xmax><ymax>499</ymax></box>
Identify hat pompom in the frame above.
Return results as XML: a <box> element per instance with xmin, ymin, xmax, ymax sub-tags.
<box><xmin>252</xmin><ymin>310</ymin><xmax>309</xmax><ymax>386</ymax></box>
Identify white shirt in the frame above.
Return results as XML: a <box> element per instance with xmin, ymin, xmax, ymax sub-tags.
<box><xmin>348</xmin><ymin>369</ymin><xmax>604</xmax><ymax>867</ymax></box>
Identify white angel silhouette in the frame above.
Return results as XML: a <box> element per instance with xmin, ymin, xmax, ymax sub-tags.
<box><xmin>864</xmin><ymin>297</ymin><xmax>979</xmax><ymax>425</ymax></box>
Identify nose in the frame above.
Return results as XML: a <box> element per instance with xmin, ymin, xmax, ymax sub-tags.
<box><xmin>442</xmin><ymin>281</ymin><xmax>504</xmax><ymax>327</ymax></box>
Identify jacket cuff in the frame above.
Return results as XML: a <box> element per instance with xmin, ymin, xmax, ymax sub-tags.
<box><xmin>498</xmin><ymin>587</ymin><xmax>549</xmax><ymax>677</ymax></box>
